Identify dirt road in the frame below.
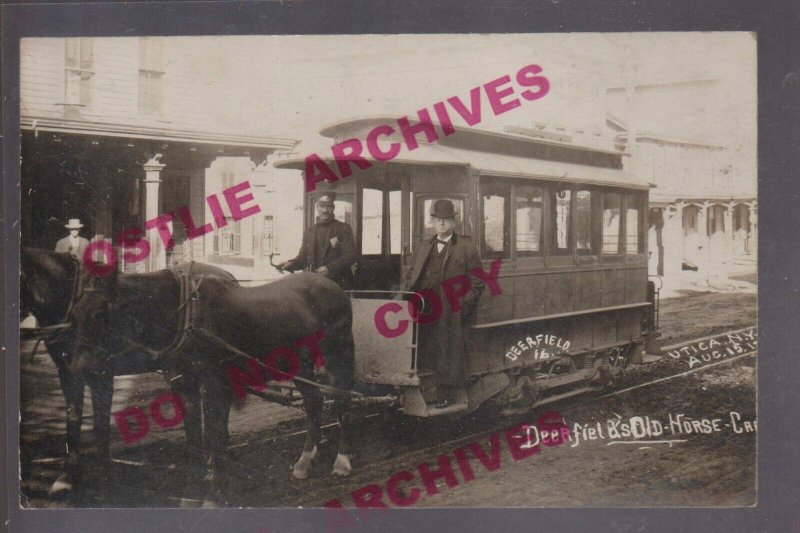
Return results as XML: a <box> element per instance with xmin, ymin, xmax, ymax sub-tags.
<box><xmin>19</xmin><ymin>292</ymin><xmax>757</xmax><ymax>508</ymax></box>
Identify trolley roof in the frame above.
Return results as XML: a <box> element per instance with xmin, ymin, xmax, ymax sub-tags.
<box><xmin>275</xmin><ymin>117</ymin><xmax>652</xmax><ymax>190</ymax></box>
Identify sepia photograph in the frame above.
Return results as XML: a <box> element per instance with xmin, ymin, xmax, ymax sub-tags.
<box><xmin>17</xmin><ymin>32</ymin><xmax>758</xmax><ymax>512</ymax></box>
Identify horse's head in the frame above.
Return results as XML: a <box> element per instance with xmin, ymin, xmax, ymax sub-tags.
<box><xmin>21</xmin><ymin>248</ymin><xmax>79</xmax><ymax>325</ymax></box>
<box><xmin>70</xmin><ymin>265</ymin><xmax>181</xmax><ymax>374</ymax></box>
<box><xmin>68</xmin><ymin>267</ymin><xmax>129</xmax><ymax>371</ymax></box>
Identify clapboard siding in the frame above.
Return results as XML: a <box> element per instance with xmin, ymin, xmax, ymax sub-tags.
<box><xmin>20</xmin><ymin>37</ymin><xmax>217</xmax><ymax>131</ymax></box>
<box><xmin>20</xmin><ymin>38</ymin><xmax>65</xmax><ymax>115</ymax></box>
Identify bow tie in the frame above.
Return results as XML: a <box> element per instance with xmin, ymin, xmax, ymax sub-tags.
<box><xmin>437</xmin><ymin>239</ymin><xmax>450</xmax><ymax>245</ymax></box>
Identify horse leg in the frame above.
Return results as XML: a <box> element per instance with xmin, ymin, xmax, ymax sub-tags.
<box><xmin>167</xmin><ymin>372</ymin><xmax>203</xmax><ymax>467</ymax></box>
<box><xmin>200</xmin><ymin>373</ymin><xmax>232</xmax><ymax>505</ymax></box>
<box><xmin>165</xmin><ymin>372</ymin><xmax>205</xmax><ymax>502</ymax></box>
<box><xmin>330</xmin><ymin>398</ymin><xmax>353</xmax><ymax>477</ymax></box>
<box><xmin>292</xmin><ymin>383</ymin><xmax>323</xmax><ymax>480</ymax></box>
<box><xmin>330</xmin><ymin>331</ymin><xmax>355</xmax><ymax>477</ymax></box>
<box><xmin>50</xmin><ymin>359</ymin><xmax>86</xmax><ymax>493</ymax></box>
<box><xmin>87</xmin><ymin>372</ymin><xmax>114</xmax><ymax>486</ymax></box>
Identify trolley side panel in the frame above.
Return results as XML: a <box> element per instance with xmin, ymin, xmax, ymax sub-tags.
<box><xmin>351</xmin><ymin>298</ymin><xmax>418</xmax><ymax>386</ymax></box>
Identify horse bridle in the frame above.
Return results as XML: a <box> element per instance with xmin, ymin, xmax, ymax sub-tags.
<box><xmin>80</xmin><ymin>266</ymin><xmax>206</xmax><ymax>364</ymax></box>
<box><xmin>24</xmin><ymin>257</ymin><xmax>84</xmax><ymax>363</ymax></box>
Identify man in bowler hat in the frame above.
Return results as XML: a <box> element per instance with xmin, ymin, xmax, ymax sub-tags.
<box><xmin>404</xmin><ymin>199</ymin><xmax>485</xmax><ymax>408</ymax></box>
<box><xmin>54</xmin><ymin>218</ymin><xmax>90</xmax><ymax>260</ymax></box>
<box><xmin>278</xmin><ymin>193</ymin><xmax>357</xmax><ymax>290</ymax></box>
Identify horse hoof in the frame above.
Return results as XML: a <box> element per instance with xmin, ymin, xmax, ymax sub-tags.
<box><xmin>291</xmin><ymin>446</ymin><xmax>318</xmax><ymax>480</ymax></box>
<box><xmin>49</xmin><ymin>472</ymin><xmax>74</xmax><ymax>493</ymax></box>
<box><xmin>331</xmin><ymin>454</ymin><xmax>352</xmax><ymax>477</ymax></box>
<box><xmin>292</xmin><ymin>465</ymin><xmax>310</xmax><ymax>480</ymax></box>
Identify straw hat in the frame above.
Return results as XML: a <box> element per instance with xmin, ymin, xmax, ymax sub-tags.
<box><xmin>64</xmin><ymin>218</ymin><xmax>84</xmax><ymax>229</ymax></box>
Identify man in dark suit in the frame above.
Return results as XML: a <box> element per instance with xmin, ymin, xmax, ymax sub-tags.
<box><xmin>278</xmin><ymin>193</ymin><xmax>357</xmax><ymax>290</ymax></box>
<box><xmin>54</xmin><ymin>218</ymin><xmax>90</xmax><ymax>260</ymax></box>
<box><xmin>404</xmin><ymin>199</ymin><xmax>485</xmax><ymax>408</ymax></box>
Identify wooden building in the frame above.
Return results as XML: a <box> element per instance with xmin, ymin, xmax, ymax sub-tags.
<box><xmin>20</xmin><ymin>37</ymin><xmax>296</xmax><ymax>274</ymax></box>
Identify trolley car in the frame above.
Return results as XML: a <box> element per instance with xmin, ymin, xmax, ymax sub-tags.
<box><xmin>275</xmin><ymin>118</ymin><xmax>660</xmax><ymax>417</ymax></box>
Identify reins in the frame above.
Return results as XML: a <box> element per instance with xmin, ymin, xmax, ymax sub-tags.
<box><xmin>96</xmin><ymin>264</ymin><xmax>360</xmax><ymax>399</ymax></box>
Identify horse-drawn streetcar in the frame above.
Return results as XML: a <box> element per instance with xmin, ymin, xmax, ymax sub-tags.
<box><xmin>21</xmin><ymin>118</ymin><xmax>661</xmax><ymax>501</ymax></box>
<box><xmin>275</xmin><ymin>117</ymin><xmax>661</xmax><ymax>418</ymax></box>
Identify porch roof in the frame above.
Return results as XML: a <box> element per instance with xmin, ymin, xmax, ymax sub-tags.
<box><xmin>21</xmin><ymin>116</ymin><xmax>298</xmax><ymax>152</ymax></box>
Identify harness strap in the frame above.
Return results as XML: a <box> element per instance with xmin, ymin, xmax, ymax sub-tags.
<box><xmin>62</xmin><ymin>257</ymin><xmax>84</xmax><ymax>323</ymax></box>
<box><xmin>141</xmin><ymin>262</ymin><xmax>203</xmax><ymax>364</ymax></box>
<box><xmin>190</xmin><ymin>327</ymin><xmax>362</xmax><ymax>399</ymax></box>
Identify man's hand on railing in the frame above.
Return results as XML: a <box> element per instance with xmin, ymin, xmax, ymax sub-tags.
<box><xmin>276</xmin><ymin>260</ymin><xmax>295</xmax><ymax>272</ymax></box>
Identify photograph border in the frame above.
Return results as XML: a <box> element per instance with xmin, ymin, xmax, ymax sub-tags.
<box><xmin>2</xmin><ymin>1</ymin><xmax>798</xmax><ymax>531</ymax></box>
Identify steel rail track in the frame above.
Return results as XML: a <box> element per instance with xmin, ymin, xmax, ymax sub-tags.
<box><xmin>229</xmin><ymin>325</ymin><xmax>758</xmax><ymax>453</ymax></box>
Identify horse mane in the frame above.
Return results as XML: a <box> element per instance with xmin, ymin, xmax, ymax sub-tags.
<box><xmin>22</xmin><ymin>247</ymin><xmax>76</xmax><ymax>275</ymax></box>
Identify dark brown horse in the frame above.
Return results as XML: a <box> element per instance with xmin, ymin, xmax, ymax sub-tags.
<box><xmin>68</xmin><ymin>264</ymin><xmax>355</xmax><ymax>502</ymax></box>
<box><xmin>19</xmin><ymin>248</ymin><xmax>237</xmax><ymax>496</ymax></box>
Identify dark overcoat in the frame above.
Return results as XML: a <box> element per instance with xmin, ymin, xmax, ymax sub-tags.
<box><xmin>403</xmin><ymin>233</ymin><xmax>485</xmax><ymax>386</ymax></box>
<box><xmin>289</xmin><ymin>219</ymin><xmax>356</xmax><ymax>290</ymax></box>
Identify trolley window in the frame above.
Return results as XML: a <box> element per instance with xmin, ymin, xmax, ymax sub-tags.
<box><xmin>480</xmin><ymin>178</ymin><xmax>511</xmax><ymax>259</ymax></box>
<box><xmin>515</xmin><ymin>184</ymin><xmax>543</xmax><ymax>256</ymax></box>
<box><xmin>602</xmin><ymin>192</ymin><xmax>621</xmax><ymax>255</ymax></box>
<box><xmin>626</xmin><ymin>194</ymin><xmax>644</xmax><ymax>254</ymax></box>
<box><xmin>576</xmin><ymin>189</ymin><xmax>593</xmax><ymax>254</ymax></box>
<box><xmin>550</xmin><ymin>188</ymin><xmax>572</xmax><ymax>255</ymax></box>
<box><xmin>361</xmin><ymin>188</ymin><xmax>383</xmax><ymax>255</ymax></box>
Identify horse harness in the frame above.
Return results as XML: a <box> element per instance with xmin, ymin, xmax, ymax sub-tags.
<box><xmin>108</xmin><ymin>263</ymin><xmax>362</xmax><ymax>399</ymax></box>
<box><xmin>26</xmin><ymin>257</ymin><xmax>85</xmax><ymax>362</ymax></box>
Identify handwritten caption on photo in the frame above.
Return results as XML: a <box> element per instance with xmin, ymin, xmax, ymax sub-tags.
<box><xmin>567</xmin><ymin>411</ymin><xmax>757</xmax><ymax>448</ymax></box>
<box><xmin>664</xmin><ymin>328</ymin><xmax>757</xmax><ymax>369</ymax></box>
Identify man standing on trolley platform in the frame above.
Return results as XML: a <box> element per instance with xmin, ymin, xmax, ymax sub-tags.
<box><xmin>404</xmin><ymin>199</ymin><xmax>485</xmax><ymax>409</ymax></box>
<box><xmin>278</xmin><ymin>193</ymin><xmax>357</xmax><ymax>290</ymax></box>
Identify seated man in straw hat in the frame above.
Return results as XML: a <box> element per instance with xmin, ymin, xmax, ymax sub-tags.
<box><xmin>54</xmin><ymin>218</ymin><xmax>90</xmax><ymax>260</ymax></box>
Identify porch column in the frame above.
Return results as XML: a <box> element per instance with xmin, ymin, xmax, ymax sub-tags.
<box><xmin>664</xmin><ymin>202</ymin><xmax>683</xmax><ymax>279</ymax></box>
<box><xmin>143</xmin><ymin>154</ymin><xmax>166</xmax><ymax>271</ymax></box>
<box><xmin>699</xmin><ymin>202</ymin><xmax>710</xmax><ymax>270</ymax></box>
<box><xmin>748</xmin><ymin>202</ymin><xmax>757</xmax><ymax>255</ymax></box>
<box><xmin>724</xmin><ymin>202</ymin><xmax>734</xmax><ymax>256</ymax></box>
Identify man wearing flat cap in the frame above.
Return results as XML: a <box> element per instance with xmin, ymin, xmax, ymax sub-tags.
<box><xmin>278</xmin><ymin>193</ymin><xmax>357</xmax><ymax>290</ymax></box>
<box><xmin>54</xmin><ymin>218</ymin><xmax>90</xmax><ymax>260</ymax></box>
<box><xmin>404</xmin><ymin>199</ymin><xmax>485</xmax><ymax>409</ymax></box>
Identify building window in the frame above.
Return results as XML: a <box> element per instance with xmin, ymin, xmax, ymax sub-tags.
<box><xmin>214</xmin><ymin>217</ymin><xmax>241</xmax><ymax>255</ymax></box>
<box><xmin>64</xmin><ymin>38</ymin><xmax>93</xmax><ymax>107</ymax></box>
<box><xmin>550</xmin><ymin>188</ymin><xmax>572</xmax><ymax>255</ymax></box>
<box><xmin>480</xmin><ymin>179</ymin><xmax>511</xmax><ymax>259</ymax></box>
<box><xmin>602</xmin><ymin>192</ymin><xmax>621</xmax><ymax>254</ymax></box>
<box><xmin>576</xmin><ymin>190</ymin><xmax>593</xmax><ymax>254</ymax></box>
<box><xmin>138</xmin><ymin>37</ymin><xmax>164</xmax><ymax>114</ymax></box>
<box><xmin>626</xmin><ymin>194</ymin><xmax>644</xmax><ymax>254</ymax></box>
<box><xmin>515</xmin><ymin>184</ymin><xmax>543</xmax><ymax>256</ymax></box>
